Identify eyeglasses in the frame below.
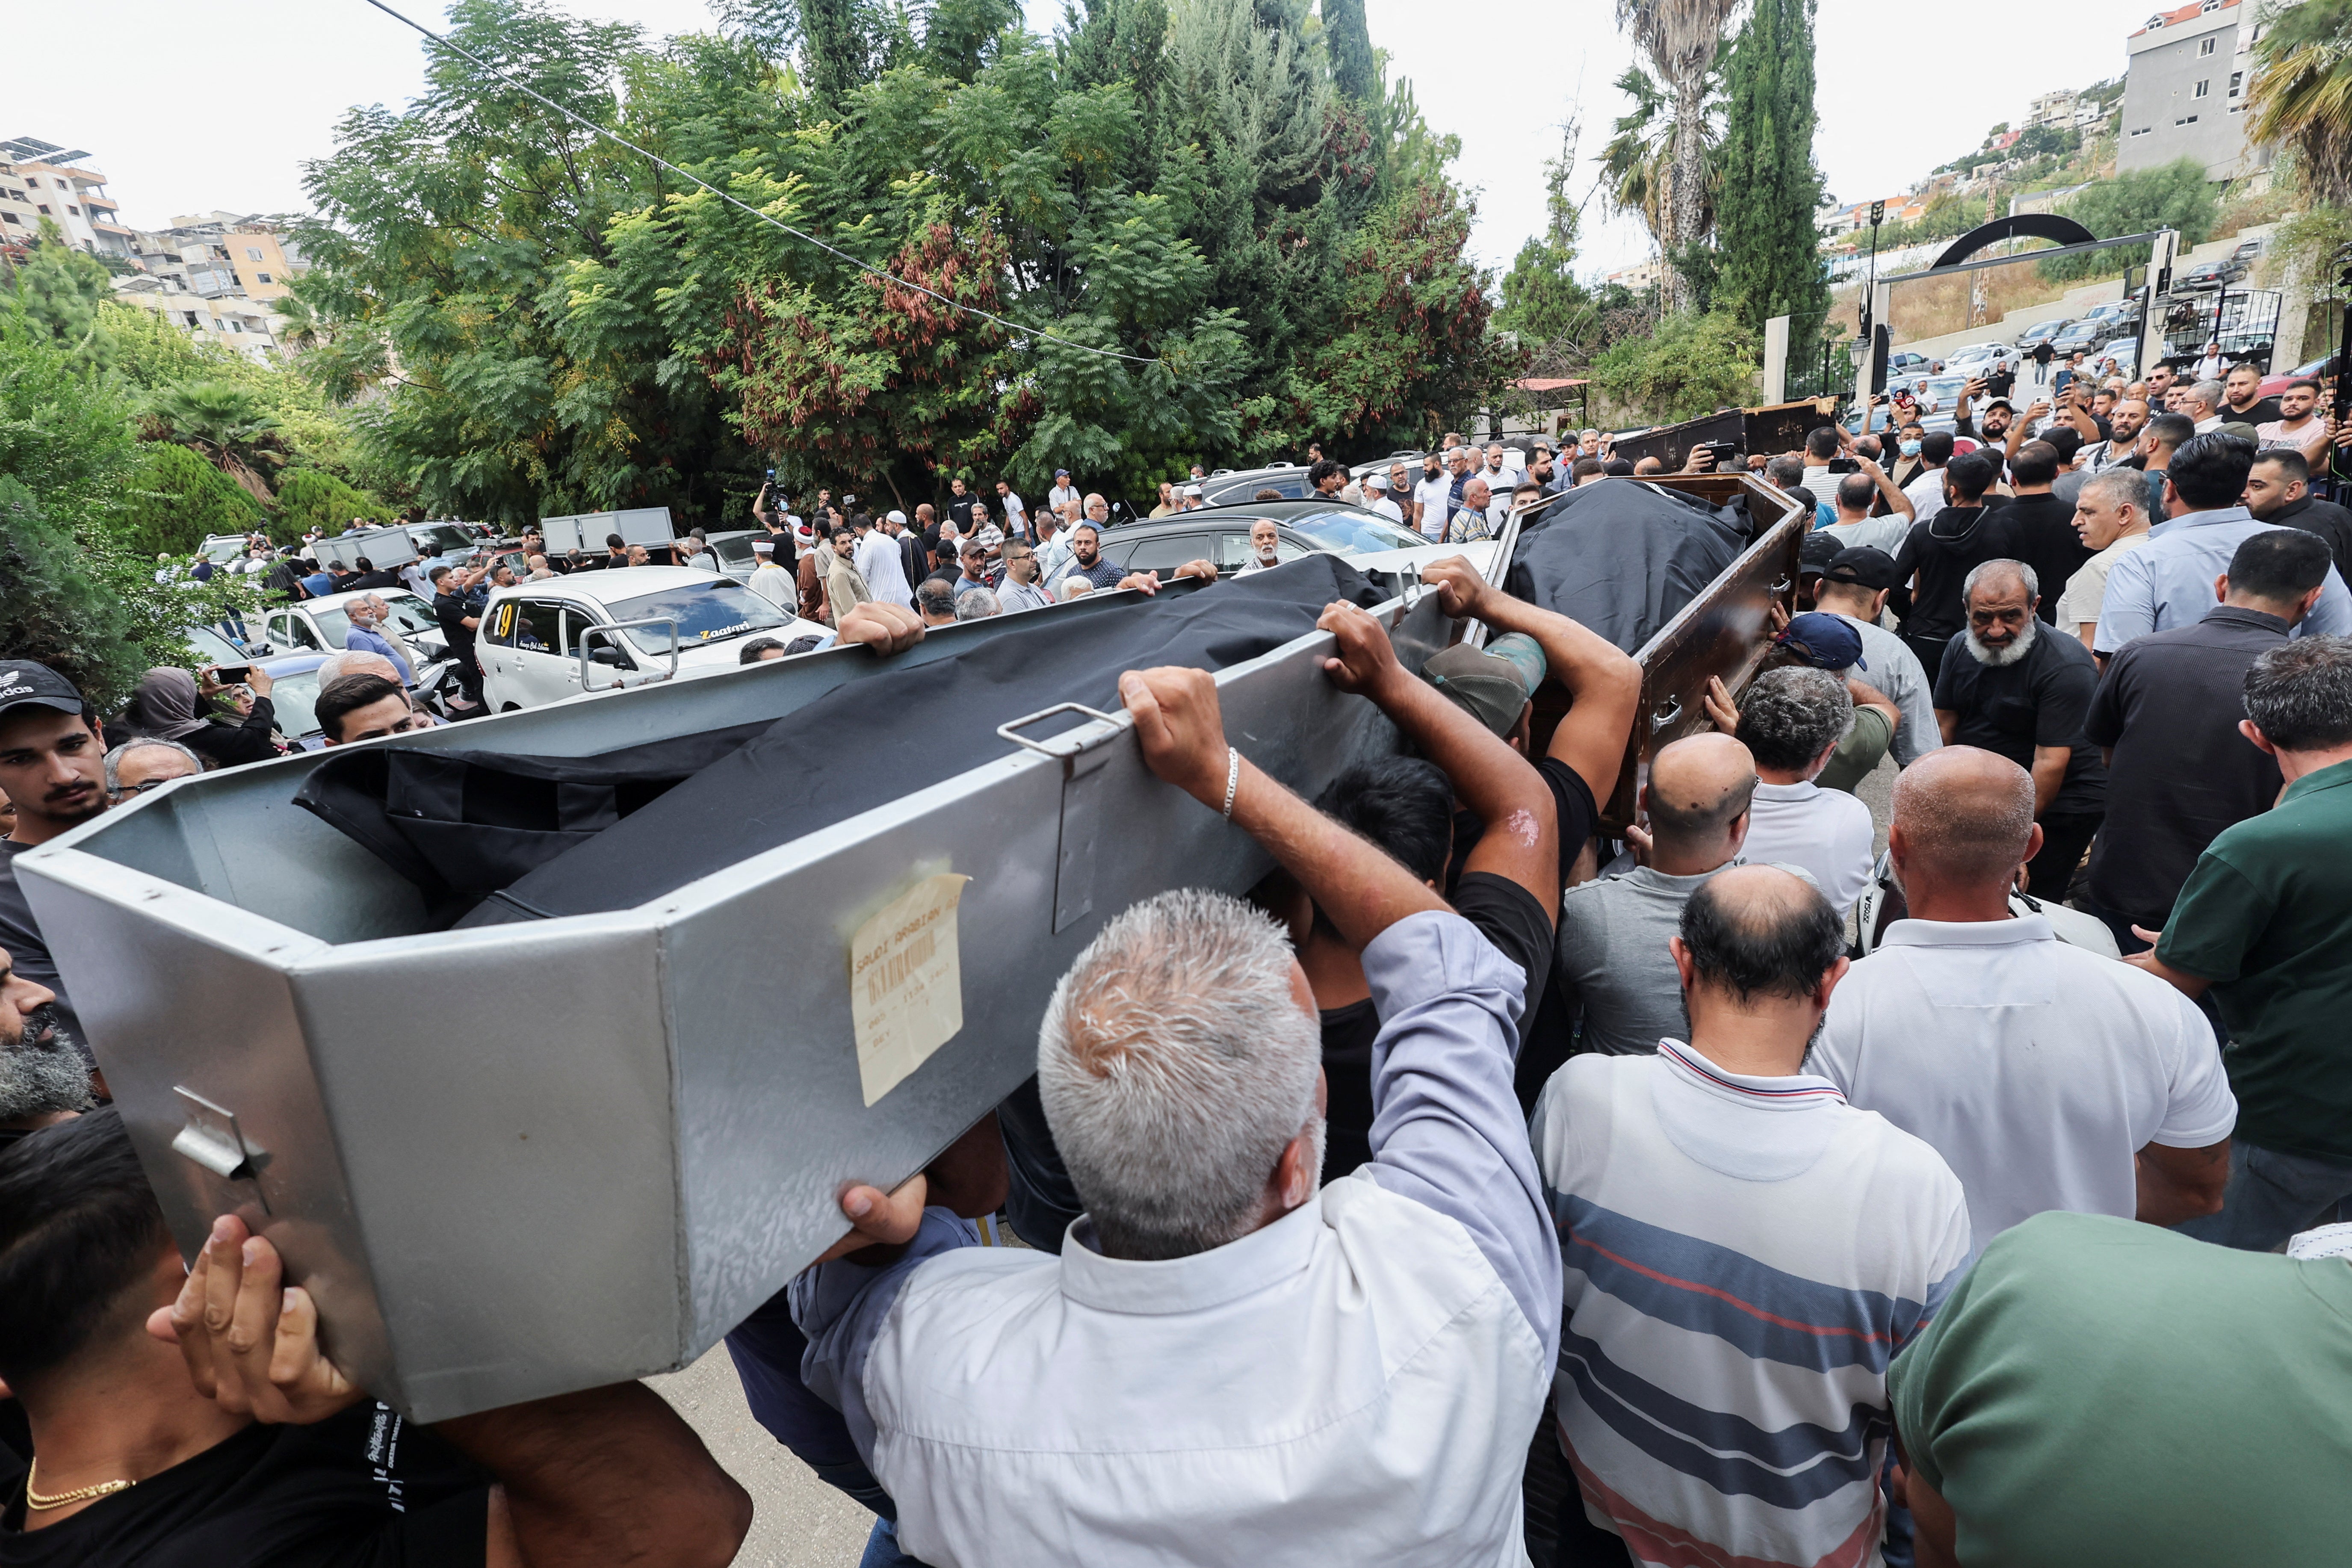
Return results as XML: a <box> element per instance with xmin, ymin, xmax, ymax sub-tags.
<box><xmin>109</xmin><ymin>775</ymin><xmax>186</xmax><ymax>799</ymax></box>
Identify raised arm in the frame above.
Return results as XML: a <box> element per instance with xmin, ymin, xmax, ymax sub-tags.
<box><xmin>1860</xmin><ymin>455</ymin><xmax>1915</xmax><ymax>521</ymax></box>
<box><xmin>1119</xmin><ymin>664</ymin><xmax>1447</xmax><ymax>946</ymax></box>
<box><xmin>1315</xmin><ymin>600</ymin><xmax>1557</xmax><ymax>918</ymax></box>
<box><xmin>160</xmin><ymin>1217</ymin><xmax>752</xmax><ymax>1568</ymax></box>
<box><xmin>1419</xmin><ymin>554</ymin><xmax>1643</xmax><ymax>802</ymax></box>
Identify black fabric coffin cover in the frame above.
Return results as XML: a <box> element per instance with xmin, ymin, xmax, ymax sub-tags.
<box><xmin>289</xmin><ymin>554</ymin><xmax>1384</xmax><ymax>927</ymax></box>
<box><xmin>1503</xmin><ymin>482</ymin><xmax>1749</xmax><ymax>654</ymax></box>
<box><xmin>293</xmin><ymin>721</ymin><xmax>777</xmax><ymax>926</ymax></box>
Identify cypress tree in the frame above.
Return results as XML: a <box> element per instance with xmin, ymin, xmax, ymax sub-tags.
<box><xmin>1714</xmin><ymin>0</ymin><xmax>1828</xmax><ymax>334</ymax></box>
<box><xmin>1322</xmin><ymin>0</ymin><xmax>1376</xmax><ymax>105</ymax></box>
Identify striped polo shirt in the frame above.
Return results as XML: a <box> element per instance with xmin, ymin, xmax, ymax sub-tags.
<box><xmin>1531</xmin><ymin>1040</ymin><xmax>1972</xmax><ymax>1568</ymax></box>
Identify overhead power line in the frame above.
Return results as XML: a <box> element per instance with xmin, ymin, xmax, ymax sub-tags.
<box><xmin>356</xmin><ymin>0</ymin><xmax>1162</xmax><ymax>365</ymax></box>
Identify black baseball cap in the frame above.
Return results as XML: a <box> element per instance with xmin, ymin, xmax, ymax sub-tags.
<box><xmin>0</xmin><ymin>661</ymin><xmax>85</xmax><ymax>723</ymax></box>
<box><xmin>1823</xmin><ymin>546</ymin><xmax>1902</xmax><ymax>591</ymax></box>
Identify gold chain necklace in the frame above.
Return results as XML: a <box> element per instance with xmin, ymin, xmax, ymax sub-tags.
<box><xmin>24</xmin><ymin>1459</ymin><xmax>136</xmax><ymax>1511</ymax></box>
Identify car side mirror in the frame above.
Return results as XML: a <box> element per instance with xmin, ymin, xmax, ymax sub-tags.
<box><xmin>589</xmin><ymin>646</ymin><xmax>626</xmax><ymax>666</ymax></box>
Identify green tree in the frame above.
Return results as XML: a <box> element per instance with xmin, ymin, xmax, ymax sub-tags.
<box><xmin>0</xmin><ymin>478</ymin><xmax>145</xmax><ymax>708</ymax></box>
<box><xmin>7</xmin><ymin>219</ymin><xmax>115</xmax><ymax>365</ymax></box>
<box><xmin>2249</xmin><ymin>0</ymin><xmax>2352</xmax><ymax>208</ymax></box>
<box><xmin>0</xmin><ymin>303</ymin><xmax>139</xmax><ymax>534</ymax></box>
<box><xmin>275</xmin><ymin>468</ymin><xmax>394</xmax><ymax>539</ymax></box>
<box><xmin>1590</xmin><ymin>306</ymin><xmax>1758</xmax><ymax>424</ymax></box>
<box><xmin>2042</xmin><ymin>158</ymin><xmax>2220</xmax><ymax>283</ymax></box>
<box><xmin>1613</xmin><ymin>0</ymin><xmax>1740</xmax><ymax>310</ymax></box>
<box><xmin>1713</xmin><ymin>0</ymin><xmax>1826</xmax><ymax>334</ymax></box>
<box><xmin>1497</xmin><ymin>129</ymin><xmax>1596</xmax><ymax>355</ymax></box>
<box><xmin>137</xmin><ymin>381</ymin><xmax>290</xmax><ymax>502</ymax></box>
<box><xmin>121</xmin><ymin>443</ymin><xmax>268</xmax><ymax>557</ymax></box>
<box><xmin>1321</xmin><ymin>0</ymin><xmax>1376</xmax><ymax>104</ymax></box>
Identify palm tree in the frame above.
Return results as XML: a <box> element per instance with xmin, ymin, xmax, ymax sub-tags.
<box><xmin>1614</xmin><ymin>0</ymin><xmax>1741</xmax><ymax>310</ymax></box>
<box><xmin>2247</xmin><ymin>0</ymin><xmax>2352</xmax><ymax>208</ymax></box>
<box><xmin>138</xmin><ymin>381</ymin><xmax>289</xmax><ymax>505</ymax></box>
<box><xmin>1598</xmin><ymin>65</ymin><xmax>1720</xmax><ymax>260</ymax></box>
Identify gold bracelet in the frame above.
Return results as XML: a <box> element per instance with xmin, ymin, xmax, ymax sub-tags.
<box><xmin>24</xmin><ymin>1459</ymin><xmax>136</xmax><ymax>1511</ymax></box>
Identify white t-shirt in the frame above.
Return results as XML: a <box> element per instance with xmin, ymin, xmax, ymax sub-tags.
<box><xmin>1809</xmin><ymin>915</ymin><xmax>2237</xmax><ymax>1244</ymax></box>
<box><xmin>1367</xmin><ymin>496</ymin><xmax>1404</xmax><ymax>524</ymax></box>
<box><xmin>1902</xmin><ymin>466</ymin><xmax>1947</xmax><ymax>526</ymax></box>
<box><xmin>1815</xmin><ymin>512</ymin><xmax>1910</xmax><ymax>557</ymax></box>
<box><xmin>1741</xmin><ymin>780</ymin><xmax>1875</xmax><ymax>918</ymax></box>
<box><xmin>1413</xmin><ymin>474</ymin><xmax>1454</xmax><ymax>541</ymax></box>
<box><xmin>997</xmin><ymin>491</ymin><xmax>1028</xmax><ymax>535</ymax></box>
<box><xmin>1802</xmin><ymin>467</ymin><xmax>1844</xmax><ymax>508</ymax></box>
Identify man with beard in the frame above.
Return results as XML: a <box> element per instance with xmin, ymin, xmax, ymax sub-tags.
<box><xmin>1933</xmin><ymin>560</ymin><xmax>2107</xmax><ymax>899</ymax></box>
<box><xmin>1892</xmin><ymin>450</ymin><xmax>2019</xmax><ymax>682</ymax></box>
<box><xmin>0</xmin><ymin>945</ymin><xmax>88</xmax><ymax>1146</ymax></box>
<box><xmin>1055</xmin><ymin>523</ymin><xmax>1133</xmax><ymax>593</ymax></box>
<box><xmin>0</xmin><ymin>663</ymin><xmax>108</xmax><ymax>1060</ymax></box>
<box><xmin>1955</xmin><ymin>385</ymin><xmax>2015</xmax><ymax>463</ymax></box>
<box><xmin>2085</xmin><ymin>396</ymin><xmax>2150</xmax><ymax>472</ymax></box>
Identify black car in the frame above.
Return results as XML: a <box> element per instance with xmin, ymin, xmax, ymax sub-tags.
<box><xmin>1092</xmin><ymin>499</ymin><xmax>1433</xmax><ymax>579</ymax></box>
<box><xmin>2178</xmin><ymin>255</ymin><xmax>2243</xmax><ymax>290</ymax></box>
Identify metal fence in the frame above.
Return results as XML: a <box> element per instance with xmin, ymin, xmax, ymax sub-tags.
<box><xmin>1781</xmin><ymin>316</ymin><xmax>1854</xmax><ymax>403</ymax></box>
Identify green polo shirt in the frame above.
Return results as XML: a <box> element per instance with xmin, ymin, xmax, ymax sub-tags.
<box><xmin>2157</xmin><ymin>756</ymin><xmax>2352</xmax><ymax>1162</ymax></box>
<box><xmin>1889</xmin><ymin>1212</ymin><xmax>2352</xmax><ymax>1568</ymax></box>
<box><xmin>1817</xmin><ymin>704</ymin><xmax>1894</xmax><ymax>794</ymax></box>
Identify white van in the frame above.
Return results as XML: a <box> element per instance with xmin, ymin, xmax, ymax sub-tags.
<box><xmin>474</xmin><ymin>566</ymin><xmax>829</xmax><ymax>711</ymax></box>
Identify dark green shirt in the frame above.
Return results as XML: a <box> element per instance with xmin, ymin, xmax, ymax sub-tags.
<box><xmin>2158</xmin><ymin>756</ymin><xmax>2352</xmax><ymax>1161</ymax></box>
<box><xmin>1890</xmin><ymin>1212</ymin><xmax>2352</xmax><ymax>1568</ymax></box>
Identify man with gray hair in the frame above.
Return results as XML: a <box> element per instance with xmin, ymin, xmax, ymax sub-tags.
<box><xmin>952</xmin><ymin>586</ymin><xmax>1003</xmax><ymax>620</ymax></box>
<box><xmin>1935</xmin><ymin>558</ymin><xmax>2107</xmax><ymax>897</ymax></box>
<box><xmin>102</xmin><ymin>737</ymin><xmax>202</xmax><ymax>801</ymax></box>
<box><xmin>2184</xmin><ymin>378</ymin><xmax>2228</xmax><ymax>435</ymax></box>
<box><xmin>783</xmin><ymin>664</ymin><xmax>1558</xmax><ymax>1565</ymax></box>
<box><xmin>1727</xmin><ymin>666</ymin><xmax>1876</xmax><ymax>917</ymax></box>
<box><xmin>1812</xmin><ymin>747</ymin><xmax>2234</xmax><ymax>1245</ymax></box>
<box><xmin>2132</xmin><ymin>635</ymin><xmax>2352</xmax><ymax>1249</ymax></box>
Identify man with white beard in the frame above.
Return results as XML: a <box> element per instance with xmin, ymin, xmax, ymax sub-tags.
<box><xmin>0</xmin><ymin>944</ymin><xmax>92</xmax><ymax>1146</ymax></box>
<box><xmin>1932</xmin><ymin>559</ymin><xmax>2109</xmax><ymax>900</ymax></box>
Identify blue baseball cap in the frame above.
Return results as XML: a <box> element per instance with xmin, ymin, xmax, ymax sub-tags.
<box><xmin>1775</xmin><ymin>611</ymin><xmax>1865</xmax><ymax>672</ymax></box>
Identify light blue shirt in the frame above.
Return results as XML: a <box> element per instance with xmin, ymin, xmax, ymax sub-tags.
<box><xmin>342</xmin><ymin>625</ymin><xmax>415</xmax><ymax>686</ymax></box>
<box><xmin>2094</xmin><ymin>505</ymin><xmax>2352</xmax><ymax>655</ymax></box>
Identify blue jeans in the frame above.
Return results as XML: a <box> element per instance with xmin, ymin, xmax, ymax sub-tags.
<box><xmin>2177</xmin><ymin>1141</ymin><xmax>2352</xmax><ymax>1252</ymax></box>
<box><xmin>858</xmin><ymin>1516</ymin><xmax>925</xmax><ymax>1568</ymax></box>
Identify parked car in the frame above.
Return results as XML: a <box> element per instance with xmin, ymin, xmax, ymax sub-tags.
<box><xmin>2177</xmin><ymin>254</ymin><xmax>2244</xmax><ymax>291</ymax></box>
<box><xmin>178</xmin><ymin>623</ymin><xmax>255</xmax><ymax>672</ymax></box>
<box><xmin>2049</xmin><ymin>319</ymin><xmax>2109</xmax><ymax>359</ymax></box>
<box><xmin>251</xmin><ymin>653</ymin><xmax>336</xmax><ymax>750</ymax></box>
<box><xmin>257</xmin><ymin>589</ymin><xmax>450</xmax><ymax>663</ymax></box>
<box><xmin>1196</xmin><ymin>465</ymin><xmax>1316</xmax><ymax>507</ymax></box>
<box><xmin>473</xmin><ymin>566</ymin><xmax>828</xmax><ymax>711</ymax></box>
<box><xmin>2096</xmin><ymin>337</ymin><xmax>2144</xmax><ymax>375</ymax></box>
<box><xmin>2260</xmin><ymin>353</ymin><xmax>2340</xmax><ymax>399</ymax></box>
<box><xmin>1944</xmin><ymin>341</ymin><xmax>2020</xmax><ymax>377</ymax></box>
<box><xmin>1886</xmin><ymin>351</ymin><xmax>1932</xmax><ymax>378</ymax></box>
<box><xmin>2014</xmin><ymin>319</ymin><xmax>2074</xmax><ymax>354</ymax></box>
<box><xmin>1092</xmin><ymin>500</ymin><xmax>1501</xmax><ymax>584</ymax></box>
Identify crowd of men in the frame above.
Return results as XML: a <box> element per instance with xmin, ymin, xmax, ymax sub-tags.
<box><xmin>5</xmin><ymin>359</ymin><xmax>2352</xmax><ymax>1566</ymax></box>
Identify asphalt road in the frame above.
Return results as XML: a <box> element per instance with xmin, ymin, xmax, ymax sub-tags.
<box><xmin>650</xmin><ymin>1351</ymin><xmax>876</xmax><ymax>1568</ymax></box>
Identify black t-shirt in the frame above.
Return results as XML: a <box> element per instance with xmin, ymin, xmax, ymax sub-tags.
<box><xmin>2229</xmin><ymin>395</ymin><xmax>2284</xmax><ymax>426</ymax></box>
<box><xmin>1933</xmin><ymin>624</ymin><xmax>2108</xmax><ymax>816</ymax></box>
<box><xmin>946</xmin><ymin>496</ymin><xmax>977</xmax><ymax>530</ymax></box>
<box><xmin>0</xmin><ymin>1404</ymin><xmax>489</xmax><ymax>1568</ymax></box>
<box><xmin>1445</xmin><ymin>756</ymin><xmax>1597</xmax><ymax>1109</ymax></box>
<box><xmin>2000</xmin><ymin>493</ymin><xmax>2092</xmax><ymax>625</ymax></box>
<box><xmin>346</xmin><ymin>571</ymin><xmax>404</xmax><ymax>593</ymax></box>
<box><xmin>433</xmin><ymin>591</ymin><xmax>477</xmax><ymax>653</ymax></box>
<box><xmin>2274</xmin><ymin>495</ymin><xmax>2352</xmax><ymax>581</ymax></box>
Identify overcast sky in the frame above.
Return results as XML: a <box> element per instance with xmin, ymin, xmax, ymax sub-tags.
<box><xmin>13</xmin><ymin>0</ymin><xmax>2145</xmax><ymax>283</ymax></box>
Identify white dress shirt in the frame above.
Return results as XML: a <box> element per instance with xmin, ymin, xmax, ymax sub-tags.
<box><xmin>852</xmin><ymin>531</ymin><xmax>916</xmax><ymax>609</ymax></box>
<box><xmin>789</xmin><ymin>912</ymin><xmax>1556</xmax><ymax>1567</ymax></box>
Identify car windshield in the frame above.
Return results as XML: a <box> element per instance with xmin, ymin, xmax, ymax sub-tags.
<box><xmin>201</xmin><ymin>537</ymin><xmax>249</xmax><ymax>564</ymax></box>
<box><xmin>709</xmin><ymin>535</ymin><xmax>759</xmax><ymax>573</ymax></box>
<box><xmin>604</xmin><ymin>580</ymin><xmax>791</xmax><ymax>654</ymax></box>
<box><xmin>376</xmin><ymin>592</ymin><xmax>443</xmax><ymax>641</ymax></box>
<box><xmin>180</xmin><ymin>625</ymin><xmax>245</xmax><ymax>667</ymax></box>
<box><xmin>1282</xmin><ymin>509</ymin><xmax>1427</xmax><ymax>554</ymax></box>
<box><xmin>267</xmin><ymin>668</ymin><xmax>325</xmax><ymax>739</ymax></box>
<box><xmin>1918</xmin><ymin>376</ymin><xmax>1969</xmax><ymax>405</ymax></box>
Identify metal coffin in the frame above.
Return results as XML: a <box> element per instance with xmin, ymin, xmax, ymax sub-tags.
<box><xmin>538</xmin><ymin>507</ymin><xmax>677</xmax><ymax>555</ymax></box>
<box><xmin>1480</xmin><ymin>475</ymin><xmax>1805</xmax><ymax>830</ymax></box>
<box><xmin>1606</xmin><ymin>398</ymin><xmax>1840</xmax><ymax>474</ymax></box>
<box><xmin>16</xmin><ymin>582</ymin><xmax>1451</xmax><ymax>1422</ymax></box>
<box><xmin>311</xmin><ymin>527</ymin><xmax>422</xmax><ymax>572</ymax></box>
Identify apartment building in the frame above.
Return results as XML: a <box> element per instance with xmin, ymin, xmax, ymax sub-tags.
<box><xmin>2120</xmin><ymin>0</ymin><xmax>2273</xmax><ymax>180</ymax></box>
<box><xmin>0</xmin><ymin>136</ymin><xmax>136</xmax><ymax>259</ymax></box>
